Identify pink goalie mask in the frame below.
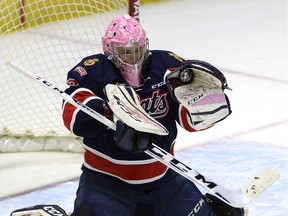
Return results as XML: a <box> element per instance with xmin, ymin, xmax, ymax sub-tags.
<box><xmin>102</xmin><ymin>15</ymin><xmax>149</xmax><ymax>86</ymax></box>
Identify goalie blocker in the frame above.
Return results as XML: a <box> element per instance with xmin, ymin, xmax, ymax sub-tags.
<box><xmin>104</xmin><ymin>84</ymin><xmax>169</xmax><ymax>153</ymax></box>
<box><xmin>164</xmin><ymin>60</ymin><xmax>232</xmax><ymax>130</ymax></box>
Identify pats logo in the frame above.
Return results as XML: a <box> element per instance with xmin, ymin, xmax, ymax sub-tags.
<box><xmin>140</xmin><ymin>90</ymin><xmax>169</xmax><ymax>118</ymax></box>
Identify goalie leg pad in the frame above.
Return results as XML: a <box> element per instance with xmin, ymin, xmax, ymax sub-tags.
<box><xmin>10</xmin><ymin>205</ymin><xmax>68</xmax><ymax>216</ymax></box>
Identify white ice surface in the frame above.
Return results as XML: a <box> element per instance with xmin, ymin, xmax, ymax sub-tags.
<box><xmin>0</xmin><ymin>0</ymin><xmax>287</xmax><ymax>215</ymax></box>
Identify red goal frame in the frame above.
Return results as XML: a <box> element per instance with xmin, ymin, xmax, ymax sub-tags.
<box><xmin>19</xmin><ymin>0</ymin><xmax>140</xmax><ymax>27</ymax></box>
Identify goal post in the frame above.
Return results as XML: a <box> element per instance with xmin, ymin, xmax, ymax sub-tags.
<box><xmin>0</xmin><ymin>0</ymin><xmax>140</xmax><ymax>152</ymax></box>
<box><xmin>129</xmin><ymin>0</ymin><xmax>140</xmax><ymax>21</ymax></box>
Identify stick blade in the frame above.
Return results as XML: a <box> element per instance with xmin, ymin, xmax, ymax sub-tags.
<box><xmin>240</xmin><ymin>168</ymin><xmax>279</xmax><ymax>203</ymax></box>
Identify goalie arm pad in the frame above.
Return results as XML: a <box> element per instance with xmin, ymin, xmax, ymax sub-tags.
<box><xmin>165</xmin><ymin>60</ymin><xmax>232</xmax><ymax>131</ymax></box>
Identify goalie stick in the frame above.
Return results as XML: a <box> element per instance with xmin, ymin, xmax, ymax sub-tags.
<box><xmin>3</xmin><ymin>59</ymin><xmax>279</xmax><ymax>208</ymax></box>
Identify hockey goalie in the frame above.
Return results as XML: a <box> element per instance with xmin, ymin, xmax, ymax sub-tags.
<box><xmin>11</xmin><ymin>15</ymin><xmax>247</xmax><ymax>216</ymax></box>
<box><xmin>10</xmin><ymin>74</ymin><xmax>245</xmax><ymax>215</ymax></box>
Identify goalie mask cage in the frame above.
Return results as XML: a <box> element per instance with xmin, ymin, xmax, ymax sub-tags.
<box><xmin>0</xmin><ymin>0</ymin><xmax>140</xmax><ymax>152</ymax></box>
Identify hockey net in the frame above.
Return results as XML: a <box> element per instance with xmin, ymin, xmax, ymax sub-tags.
<box><xmin>0</xmin><ymin>0</ymin><xmax>140</xmax><ymax>152</ymax></box>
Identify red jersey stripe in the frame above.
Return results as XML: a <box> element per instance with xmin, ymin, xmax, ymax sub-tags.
<box><xmin>84</xmin><ymin>148</ymin><xmax>168</xmax><ymax>184</ymax></box>
<box><xmin>62</xmin><ymin>88</ymin><xmax>102</xmax><ymax>131</ymax></box>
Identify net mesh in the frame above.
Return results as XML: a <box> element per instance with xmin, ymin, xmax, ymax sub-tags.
<box><xmin>0</xmin><ymin>0</ymin><xmax>129</xmax><ymax>152</ymax></box>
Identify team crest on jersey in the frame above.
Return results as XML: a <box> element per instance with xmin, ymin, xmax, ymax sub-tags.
<box><xmin>169</xmin><ymin>52</ymin><xmax>184</xmax><ymax>62</ymax></box>
<box><xmin>84</xmin><ymin>58</ymin><xmax>99</xmax><ymax>66</ymax></box>
<box><xmin>74</xmin><ymin>66</ymin><xmax>87</xmax><ymax>76</ymax></box>
<box><xmin>140</xmin><ymin>90</ymin><xmax>169</xmax><ymax>118</ymax></box>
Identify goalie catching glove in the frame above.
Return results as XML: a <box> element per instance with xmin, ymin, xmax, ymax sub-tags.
<box><xmin>105</xmin><ymin>84</ymin><xmax>168</xmax><ymax>153</ymax></box>
<box><xmin>164</xmin><ymin>60</ymin><xmax>232</xmax><ymax>130</ymax></box>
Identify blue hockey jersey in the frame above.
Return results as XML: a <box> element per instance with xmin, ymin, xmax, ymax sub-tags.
<box><xmin>62</xmin><ymin>50</ymin><xmax>203</xmax><ymax>187</ymax></box>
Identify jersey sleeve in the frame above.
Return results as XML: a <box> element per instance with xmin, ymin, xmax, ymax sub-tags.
<box><xmin>62</xmin><ymin>55</ymin><xmax>113</xmax><ymax>137</ymax></box>
<box><xmin>62</xmin><ymin>86</ymin><xmax>112</xmax><ymax>137</ymax></box>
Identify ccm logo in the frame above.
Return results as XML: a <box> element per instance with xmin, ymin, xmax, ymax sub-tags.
<box><xmin>113</xmin><ymin>95</ymin><xmax>141</xmax><ymax>122</ymax></box>
<box><xmin>188</xmin><ymin>93</ymin><xmax>204</xmax><ymax>105</ymax></box>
